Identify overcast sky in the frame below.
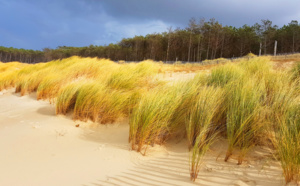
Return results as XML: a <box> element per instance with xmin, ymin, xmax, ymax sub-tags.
<box><xmin>1</xmin><ymin>0</ymin><xmax>300</xmax><ymax>50</ymax></box>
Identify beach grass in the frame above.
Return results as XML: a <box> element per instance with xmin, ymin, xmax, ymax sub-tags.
<box><xmin>0</xmin><ymin>55</ymin><xmax>299</xmax><ymax>183</ymax></box>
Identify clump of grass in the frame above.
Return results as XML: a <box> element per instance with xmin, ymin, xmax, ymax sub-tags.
<box><xmin>208</xmin><ymin>63</ymin><xmax>244</xmax><ymax>87</ymax></box>
<box><xmin>37</xmin><ymin>58</ymin><xmax>119</xmax><ymax>100</ymax></box>
<box><xmin>239</xmin><ymin>56</ymin><xmax>271</xmax><ymax>78</ymax></box>
<box><xmin>275</xmin><ymin>102</ymin><xmax>300</xmax><ymax>183</ymax></box>
<box><xmin>106</xmin><ymin>61</ymin><xmax>159</xmax><ymax>90</ymax></box>
<box><xmin>167</xmin><ymin>81</ymin><xmax>202</xmax><ymax>139</ymax></box>
<box><xmin>73</xmin><ymin>82</ymin><xmax>133</xmax><ymax>123</ymax></box>
<box><xmin>190</xmin><ymin>128</ymin><xmax>218</xmax><ymax>181</ymax></box>
<box><xmin>129</xmin><ymin>85</ymin><xmax>182</xmax><ymax>154</ymax></box>
<box><xmin>186</xmin><ymin>86</ymin><xmax>223</xmax><ymax>149</ymax></box>
<box><xmin>0</xmin><ymin>62</ymin><xmax>28</xmax><ymax>90</ymax></box>
<box><xmin>14</xmin><ymin>63</ymin><xmax>52</xmax><ymax>95</ymax></box>
<box><xmin>187</xmin><ymin>86</ymin><xmax>223</xmax><ymax>181</ymax></box>
<box><xmin>291</xmin><ymin>61</ymin><xmax>300</xmax><ymax>80</ymax></box>
<box><xmin>55</xmin><ymin>79</ymin><xmax>92</xmax><ymax>114</ymax></box>
<box><xmin>224</xmin><ymin>77</ymin><xmax>266</xmax><ymax>164</ymax></box>
<box><xmin>37</xmin><ymin>75</ymin><xmax>71</xmax><ymax>101</ymax></box>
<box><xmin>244</xmin><ymin>52</ymin><xmax>257</xmax><ymax>58</ymax></box>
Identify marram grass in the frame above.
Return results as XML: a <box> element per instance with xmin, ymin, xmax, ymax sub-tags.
<box><xmin>224</xmin><ymin>77</ymin><xmax>267</xmax><ymax>164</ymax></box>
<box><xmin>129</xmin><ymin>85</ymin><xmax>183</xmax><ymax>154</ymax></box>
<box><xmin>187</xmin><ymin>86</ymin><xmax>223</xmax><ymax>181</ymax></box>
<box><xmin>1</xmin><ymin>56</ymin><xmax>300</xmax><ymax>183</ymax></box>
<box><xmin>275</xmin><ymin>101</ymin><xmax>300</xmax><ymax>183</ymax></box>
<box><xmin>208</xmin><ymin>62</ymin><xmax>244</xmax><ymax>87</ymax></box>
<box><xmin>186</xmin><ymin>86</ymin><xmax>223</xmax><ymax>149</ymax></box>
<box><xmin>0</xmin><ymin>62</ymin><xmax>28</xmax><ymax>91</ymax></box>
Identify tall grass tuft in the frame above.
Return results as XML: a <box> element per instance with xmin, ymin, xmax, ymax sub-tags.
<box><xmin>0</xmin><ymin>62</ymin><xmax>27</xmax><ymax>90</ymax></box>
<box><xmin>187</xmin><ymin>86</ymin><xmax>223</xmax><ymax>181</ymax></box>
<box><xmin>55</xmin><ymin>79</ymin><xmax>92</xmax><ymax>115</ymax></box>
<box><xmin>275</xmin><ymin>102</ymin><xmax>300</xmax><ymax>183</ymax></box>
<box><xmin>208</xmin><ymin>63</ymin><xmax>244</xmax><ymax>87</ymax></box>
<box><xmin>72</xmin><ymin>82</ymin><xmax>131</xmax><ymax>123</ymax></box>
<box><xmin>190</xmin><ymin>128</ymin><xmax>217</xmax><ymax>181</ymax></box>
<box><xmin>239</xmin><ymin>56</ymin><xmax>271</xmax><ymax>77</ymax></box>
<box><xmin>224</xmin><ymin>77</ymin><xmax>266</xmax><ymax>164</ymax></box>
<box><xmin>129</xmin><ymin>85</ymin><xmax>182</xmax><ymax>154</ymax></box>
<box><xmin>106</xmin><ymin>61</ymin><xmax>159</xmax><ymax>90</ymax></box>
<box><xmin>186</xmin><ymin>86</ymin><xmax>223</xmax><ymax>149</ymax></box>
<box><xmin>291</xmin><ymin>61</ymin><xmax>300</xmax><ymax>81</ymax></box>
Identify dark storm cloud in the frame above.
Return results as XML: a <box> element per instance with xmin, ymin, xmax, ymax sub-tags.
<box><xmin>100</xmin><ymin>0</ymin><xmax>300</xmax><ymax>26</ymax></box>
<box><xmin>1</xmin><ymin>0</ymin><xmax>300</xmax><ymax>50</ymax></box>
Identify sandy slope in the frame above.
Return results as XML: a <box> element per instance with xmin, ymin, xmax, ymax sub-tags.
<box><xmin>0</xmin><ymin>89</ymin><xmax>287</xmax><ymax>186</ymax></box>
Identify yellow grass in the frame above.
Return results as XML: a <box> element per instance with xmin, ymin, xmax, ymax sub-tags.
<box><xmin>0</xmin><ymin>55</ymin><xmax>299</xmax><ymax>183</ymax></box>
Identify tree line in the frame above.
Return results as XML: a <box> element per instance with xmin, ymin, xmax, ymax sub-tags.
<box><xmin>1</xmin><ymin>18</ymin><xmax>300</xmax><ymax>63</ymax></box>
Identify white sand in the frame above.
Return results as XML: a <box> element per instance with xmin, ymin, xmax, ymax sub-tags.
<box><xmin>0</xmin><ymin>89</ymin><xmax>287</xmax><ymax>186</ymax></box>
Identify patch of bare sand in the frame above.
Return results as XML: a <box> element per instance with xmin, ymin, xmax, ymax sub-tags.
<box><xmin>156</xmin><ymin>72</ymin><xmax>197</xmax><ymax>83</ymax></box>
<box><xmin>272</xmin><ymin>61</ymin><xmax>296</xmax><ymax>70</ymax></box>
<box><xmin>0</xmin><ymin>89</ymin><xmax>286</xmax><ymax>186</ymax></box>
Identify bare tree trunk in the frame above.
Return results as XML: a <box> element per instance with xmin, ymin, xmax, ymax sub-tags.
<box><xmin>188</xmin><ymin>34</ymin><xmax>192</xmax><ymax>62</ymax></box>
<box><xmin>220</xmin><ymin>35</ymin><xmax>225</xmax><ymax>58</ymax></box>
<box><xmin>213</xmin><ymin>31</ymin><xmax>220</xmax><ymax>59</ymax></box>
<box><xmin>197</xmin><ymin>35</ymin><xmax>201</xmax><ymax>61</ymax></box>
<box><xmin>200</xmin><ymin>38</ymin><xmax>203</xmax><ymax>61</ymax></box>
<box><xmin>206</xmin><ymin>30</ymin><xmax>211</xmax><ymax>59</ymax></box>
<box><xmin>135</xmin><ymin>42</ymin><xmax>138</xmax><ymax>61</ymax></box>
<box><xmin>166</xmin><ymin>27</ymin><xmax>172</xmax><ymax>62</ymax></box>
<box><xmin>274</xmin><ymin>40</ymin><xmax>277</xmax><ymax>56</ymax></box>
<box><xmin>292</xmin><ymin>33</ymin><xmax>295</xmax><ymax>53</ymax></box>
<box><xmin>240</xmin><ymin>41</ymin><xmax>243</xmax><ymax>57</ymax></box>
<box><xmin>150</xmin><ymin>42</ymin><xmax>154</xmax><ymax>60</ymax></box>
<box><xmin>264</xmin><ymin>37</ymin><xmax>267</xmax><ymax>55</ymax></box>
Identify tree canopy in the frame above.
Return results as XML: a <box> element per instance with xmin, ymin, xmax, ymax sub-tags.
<box><xmin>1</xmin><ymin>19</ymin><xmax>300</xmax><ymax>63</ymax></box>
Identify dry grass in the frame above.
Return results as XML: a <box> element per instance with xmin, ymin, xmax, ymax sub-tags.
<box><xmin>1</xmin><ymin>55</ymin><xmax>299</xmax><ymax>183</ymax></box>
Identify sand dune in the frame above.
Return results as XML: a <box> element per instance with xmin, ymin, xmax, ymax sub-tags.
<box><xmin>0</xmin><ymin>89</ymin><xmax>287</xmax><ymax>186</ymax></box>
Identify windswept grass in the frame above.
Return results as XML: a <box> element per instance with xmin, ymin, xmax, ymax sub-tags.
<box><xmin>187</xmin><ymin>86</ymin><xmax>222</xmax><ymax>181</ymax></box>
<box><xmin>1</xmin><ymin>55</ymin><xmax>300</xmax><ymax>183</ymax></box>
<box><xmin>208</xmin><ymin>63</ymin><xmax>244</xmax><ymax>87</ymax></box>
<box><xmin>56</xmin><ymin>79</ymin><xmax>93</xmax><ymax>115</ymax></box>
<box><xmin>189</xmin><ymin>128</ymin><xmax>217</xmax><ymax>181</ymax></box>
<box><xmin>129</xmin><ymin>85</ymin><xmax>183</xmax><ymax>154</ymax></box>
<box><xmin>291</xmin><ymin>61</ymin><xmax>300</xmax><ymax>80</ymax></box>
<box><xmin>73</xmin><ymin>82</ymin><xmax>133</xmax><ymax>123</ymax></box>
<box><xmin>0</xmin><ymin>62</ymin><xmax>28</xmax><ymax>91</ymax></box>
<box><xmin>106</xmin><ymin>61</ymin><xmax>159</xmax><ymax>90</ymax></box>
<box><xmin>186</xmin><ymin>86</ymin><xmax>223</xmax><ymax>149</ymax></box>
<box><xmin>275</xmin><ymin>101</ymin><xmax>300</xmax><ymax>183</ymax></box>
<box><xmin>1</xmin><ymin>57</ymin><xmax>161</xmax><ymax>125</ymax></box>
<box><xmin>224</xmin><ymin>77</ymin><xmax>266</xmax><ymax>164</ymax></box>
<box><xmin>15</xmin><ymin>62</ymin><xmax>54</xmax><ymax>95</ymax></box>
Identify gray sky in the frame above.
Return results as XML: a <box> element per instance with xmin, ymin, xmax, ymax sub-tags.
<box><xmin>1</xmin><ymin>0</ymin><xmax>299</xmax><ymax>50</ymax></box>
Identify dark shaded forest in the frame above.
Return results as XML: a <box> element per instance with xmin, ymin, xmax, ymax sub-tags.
<box><xmin>1</xmin><ymin>18</ymin><xmax>300</xmax><ymax>63</ymax></box>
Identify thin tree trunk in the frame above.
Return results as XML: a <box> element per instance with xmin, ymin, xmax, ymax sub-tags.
<box><xmin>292</xmin><ymin>33</ymin><xmax>295</xmax><ymax>53</ymax></box>
<box><xmin>240</xmin><ymin>41</ymin><xmax>243</xmax><ymax>57</ymax></box>
<box><xmin>220</xmin><ymin>35</ymin><xmax>225</xmax><ymax>58</ymax></box>
<box><xmin>188</xmin><ymin>34</ymin><xmax>192</xmax><ymax>62</ymax></box>
<box><xmin>166</xmin><ymin>27</ymin><xmax>172</xmax><ymax>62</ymax></box>
<box><xmin>197</xmin><ymin>35</ymin><xmax>201</xmax><ymax>61</ymax></box>
<box><xmin>206</xmin><ymin>30</ymin><xmax>211</xmax><ymax>60</ymax></box>
<box><xmin>264</xmin><ymin>37</ymin><xmax>267</xmax><ymax>55</ymax></box>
